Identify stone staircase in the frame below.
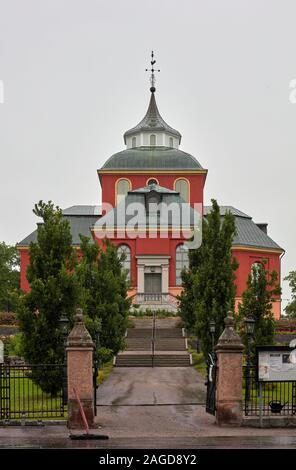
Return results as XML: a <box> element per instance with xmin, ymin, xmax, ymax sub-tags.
<box><xmin>115</xmin><ymin>318</ymin><xmax>191</xmax><ymax>367</ymax></box>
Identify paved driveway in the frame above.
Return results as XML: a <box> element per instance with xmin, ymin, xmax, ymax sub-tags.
<box><xmin>97</xmin><ymin>367</ymin><xmax>206</xmax><ymax>406</ymax></box>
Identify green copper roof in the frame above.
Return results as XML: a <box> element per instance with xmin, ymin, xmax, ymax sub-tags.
<box><xmin>123</xmin><ymin>91</ymin><xmax>181</xmax><ymax>143</ymax></box>
<box><xmin>101</xmin><ymin>147</ymin><xmax>204</xmax><ymax>170</ymax></box>
<box><xmin>18</xmin><ymin>204</ymin><xmax>283</xmax><ymax>252</ymax></box>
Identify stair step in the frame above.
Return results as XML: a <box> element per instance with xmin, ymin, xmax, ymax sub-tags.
<box><xmin>127</xmin><ymin>329</ymin><xmax>152</xmax><ymax>338</ymax></box>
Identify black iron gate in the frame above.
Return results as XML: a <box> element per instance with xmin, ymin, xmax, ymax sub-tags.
<box><xmin>243</xmin><ymin>365</ymin><xmax>296</xmax><ymax>417</ymax></box>
<box><xmin>205</xmin><ymin>353</ymin><xmax>217</xmax><ymax>415</ymax></box>
<box><xmin>0</xmin><ymin>363</ymin><xmax>67</xmax><ymax>421</ymax></box>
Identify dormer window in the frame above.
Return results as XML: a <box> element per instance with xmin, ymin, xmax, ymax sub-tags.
<box><xmin>146</xmin><ymin>190</ymin><xmax>161</xmax><ymax>214</ymax></box>
<box><xmin>169</xmin><ymin>137</ymin><xmax>174</xmax><ymax>148</ymax></box>
<box><xmin>150</xmin><ymin>134</ymin><xmax>156</xmax><ymax>146</ymax></box>
<box><xmin>132</xmin><ymin>136</ymin><xmax>136</xmax><ymax>148</ymax></box>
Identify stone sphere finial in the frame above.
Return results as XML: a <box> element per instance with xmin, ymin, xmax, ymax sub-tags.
<box><xmin>75</xmin><ymin>308</ymin><xmax>83</xmax><ymax>324</ymax></box>
<box><xmin>215</xmin><ymin>310</ymin><xmax>243</xmax><ymax>352</ymax></box>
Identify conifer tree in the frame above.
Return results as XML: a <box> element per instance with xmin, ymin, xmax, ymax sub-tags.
<box><xmin>238</xmin><ymin>261</ymin><xmax>281</xmax><ymax>357</ymax></box>
<box><xmin>77</xmin><ymin>236</ymin><xmax>130</xmax><ymax>358</ymax></box>
<box><xmin>284</xmin><ymin>271</ymin><xmax>296</xmax><ymax>318</ymax></box>
<box><xmin>17</xmin><ymin>201</ymin><xmax>79</xmax><ymax>393</ymax></box>
<box><xmin>179</xmin><ymin>200</ymin><xmax>238</xmax><ymax>358</ymax></box>
<box><xmin>0</xmin><ymin>242</ymin><xmax>20</xmax><ymax>312</ymax></box>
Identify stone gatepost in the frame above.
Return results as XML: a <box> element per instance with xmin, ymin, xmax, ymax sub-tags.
<box><xmin>66</xmin><ymin>308</ymin><xmax>94</xmax><ymax>429</ymax></box>
<box><xmin>215</xmin><ymin>311</ymin><xmax>244</xmax><ymax>426</ymax></box>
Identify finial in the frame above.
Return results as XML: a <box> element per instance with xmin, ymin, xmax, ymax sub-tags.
<box><xmin>74</xmin><ymin>308</ymin><xmax>84</xmax><ymax>324</ymax></box>
<box><xmin>145</xmin><ymin>50</ymin><xmax>160</xmax><ymax>93</ymax></box>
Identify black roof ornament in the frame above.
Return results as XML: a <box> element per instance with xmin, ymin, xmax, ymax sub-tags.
<box><xmin>145</xmin><ymin>50</ymin><xmax>160</xmax><ymax>93</ymax></box>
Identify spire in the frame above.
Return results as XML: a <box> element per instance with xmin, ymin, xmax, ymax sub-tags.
<box><xmin>145</xmin><ymin>50</ymin><xmax>160</xmax><ymax>93</ymax></box>
<box><xmin>123</xmin><ymin>51</ymin><xmax>182</xmax><ymax>145</ymax></box>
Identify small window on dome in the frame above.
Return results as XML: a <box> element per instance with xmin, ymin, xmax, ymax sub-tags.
<box><xmin>132</xmin><ymin>137</ymin><xmax>136</xmax><ymax>148</ymax></box>
<box><xmin>150</xmin><ymin>134</ymin><xmax>156</xmax><ymax>146</ymax></box>
<box><xmin>169</xmin><ymin>137</ymin><xmax>174</xmax><ymax>148</ymax></box>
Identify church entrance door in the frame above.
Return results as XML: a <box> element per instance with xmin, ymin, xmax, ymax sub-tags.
<box><xmin>144</xmin><ymin>273</ymin><xmax>161</xmax><ymax>300</ymax></box>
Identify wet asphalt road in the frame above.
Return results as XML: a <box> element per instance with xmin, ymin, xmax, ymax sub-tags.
<box><xmin>1</xmin><ymin>425</ymin><xmax>296</xmax><ymax>448</ymax></box>
<box><xmin>97</xmin><ymin>367</ymin><xmax>206</xmax><ymax>406</ymax></box>
<box><xmin>1</xmin><ymin>366</ymin><xmax>296</xmax><ymax>448</ymax></box>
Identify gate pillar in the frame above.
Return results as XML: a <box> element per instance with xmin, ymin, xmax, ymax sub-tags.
<box><xmin>66</xmin><ymin>309</ymin><xmax>94</xmax><ymax>429</ymax></box>
<box><xmin>215</xmin><ymin>311</ymin><xmax>244</xmax><ymax>426</ymax></box>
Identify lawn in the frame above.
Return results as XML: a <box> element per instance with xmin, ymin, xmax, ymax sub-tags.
<box><xmin>97</xmin><ymin>359</ymin><xmax>114</xmax><ymax>386</ymax></box>
<box><xmin>1</xmin><ymin>369</ymin><xmax>66</xmax><ymax>420</ymax></box>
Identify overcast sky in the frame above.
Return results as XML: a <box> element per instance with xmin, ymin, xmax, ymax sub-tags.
<box><xmin>0</xmin><ymin>0</ymin><xmax>295</xmax><ymax>307</ymax></box>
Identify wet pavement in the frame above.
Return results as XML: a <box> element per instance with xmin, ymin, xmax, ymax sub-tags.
<box><xmin>97</xmin><ymin>367</ymin><xmax>206</xmax><ymax>405</ymax></box>
<box><xmin>1</xmin><ymin>366</ymin><xmax>296</xmax><ymax>449</ymax></box>
<box><xmin>1</xmin><ymin>424</ymin><xmax>296</xmax><ymax>448</ymax></box>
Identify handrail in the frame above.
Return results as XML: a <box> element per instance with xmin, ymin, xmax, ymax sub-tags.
<box><xmin>151</xmin><ymin>310</ymin><xmax>156</xmax><ymax>367</ymax></box>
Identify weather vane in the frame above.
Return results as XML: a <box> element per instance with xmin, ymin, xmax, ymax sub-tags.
<box><xmin>145</xmin><ymin>50</ymin><xmax>160</xmax><ymax>92</ymax></box>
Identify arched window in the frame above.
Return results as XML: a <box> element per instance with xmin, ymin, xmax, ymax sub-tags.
<box><xmin>116</xmin><ymin>179</ymin><xmax>131</xmax><ymax>205</ymax></box>
<box><xmin>150</xmin><ymin>134</ymin><xmax>156</xmax><ymax>146</ymax></box>
<box><xmin>251</xmin><ymin>262</ymin><xmax>263</xmax><ymax>282</ymax></box>
<box><xmin>169</xmin><ymin>137</ymin><xmax>174</xmax><ymax>148</ymax></box>
<box><xmin>175</xmin><ymin>179</ymin><xmax>189</xmax><ymax>203</ymax></box>
<box><xmin>117</xmin><ymin>245</ymin><xmax>131</xmax><ymax>281</ymax></box>
<box><xmin>132</xmin><ymin>136</ymin><xmax>136</xmax><ymax>148</ymax></box>
<box><xmin>176</xmin><ymin>244</ymin><xmax>189</xmax><ymax>286</ymax></box>
<box><xmin>147</xmin><ymin>178</ymin><xmax>158</xmax><ymax>187</ymax></box>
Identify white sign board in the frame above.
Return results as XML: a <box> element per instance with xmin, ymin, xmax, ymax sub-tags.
<box><xmin>258</xmin><ymin>347</ymin><xmax>296</xmax><ymax>382</ymax></box>
<box><xmin>0</xmin><ymin>340</ymin><xmax>4</xmax><ymax>364</ymax></box>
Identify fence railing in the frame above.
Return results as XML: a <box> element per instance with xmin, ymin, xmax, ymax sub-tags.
<box><xmin>136</xmin><ymin>293</ymin><xmax>169</xmax><ymax>303</ymax></box>
<box><xmin>243</xmin><ymin>365</ymin><xmax>296</xmax><ymax>417</ymax></box>
<box><xmin>0</xmin><ymin>363</ymin><xmax>67</xmax><ymax>420</ymax></box>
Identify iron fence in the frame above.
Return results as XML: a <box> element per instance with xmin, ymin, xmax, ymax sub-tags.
<box><xmin>206</xmin><ymin>353</ymin><xmax>217</xmax><ymax>415</ymax></box>
<box><xmin>243</xmin><ymin>365</ymin><xmax>296</xmax><ymax>417</ymax></box>
<box><xmin>0</xmin><ymin>363</ymin><xmax>67</xmax><ymax>420</ymax></box>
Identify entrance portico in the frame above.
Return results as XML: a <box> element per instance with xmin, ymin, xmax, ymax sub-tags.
<box><xmin>136</xmin><ymin>255</ymin><xmax>170</xmax><ymax>304</ymax></box>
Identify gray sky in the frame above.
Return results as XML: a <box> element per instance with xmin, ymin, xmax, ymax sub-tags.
<box><xmin>0</xmin><ymin>0</ymin><xmax>295</xmax><ymax>308</ymax></box>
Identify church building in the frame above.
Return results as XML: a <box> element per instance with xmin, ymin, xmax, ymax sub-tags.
<box><xmin>18</xmin><ymin>55</ymin><xmax>284</xmax><ymax>318</ymax></box>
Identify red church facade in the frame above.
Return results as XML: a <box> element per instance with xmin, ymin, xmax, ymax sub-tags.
<box><xmin>18</xmin><ymin>84</ymin><xmax>284</xmax><ymax>318</ymax></box>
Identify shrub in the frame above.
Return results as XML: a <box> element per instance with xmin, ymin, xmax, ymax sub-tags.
<box><xmin>0</xmin><ymin>311</ymin><xmax>18</xmax><ymax>325</ymax></box>
<box><xmin>6</xmin><ymin>332</ymin><xmax>25</xmax><ymax>357</ymax></box>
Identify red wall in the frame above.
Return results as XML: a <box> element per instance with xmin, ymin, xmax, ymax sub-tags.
<box><xmin>94</xmin><ymin>233</ymin><xmax>189</xmax><ymax>288</ymax></box>
<box><xmin>19</xmin><ymin>249</ymin><xmax>30</xmax><ymax>292</ymax></box>
<box><xmin>232</xmin><ymin>248</ymin><xmax>281</xmax><ymax>298</ymax></box>
<box><xmin>99</xmin><ymin>173</ymin><xmax>206</xmax><ymax>209</ymax></box>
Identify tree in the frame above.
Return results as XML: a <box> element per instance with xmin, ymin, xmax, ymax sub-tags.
<box><xmin>179</xmin><ymin>200</ymin><xmax>238</xmax><ymax>358</ymax></box>
<box><xmin>178</xmin><ymin>245</ymin><xmax>201</xmax><ymax>333</ymax></box>
<box><xmin>237</xmin><ymin>261</ymin><xmax>281</xmax><ymax>357</ymax></box>
<box><xmin>76</xmin><ymin>236</ymin><xmax>131</xmax><ymax>358</ymax></box>
<box><xmin>17</xmin><ymin>201</ymin><xmax>80</xmax><ymax>393</ymax></box>
<box><xmin>284</xmin><ymin>271</ymin><xmax>296</xmax><ymax>318</ymax></box>
<box><xmin>0</xmin><ymin>242</ymin><xmax>20</xmax><ymax>312</ymax></box>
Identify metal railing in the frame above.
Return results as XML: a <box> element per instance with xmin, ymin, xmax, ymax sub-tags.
<box><xmin>136</xmin><ymin>293</ymin><xmax>169</xmax><ymax>303</ymax></box>
<box><xmin>243</xmin><ymin>365</ymin><xmax>296</xmax><ymax>417</ymax></box>
<box><xmin>0</xmin><ymin>363</ymin><xmax>67</xmax><ymax>420</ymax></box>
<box><xmin>151</xmin><ymin>310</ymin><xmax>156</xmax><ymax>367</ymax></box>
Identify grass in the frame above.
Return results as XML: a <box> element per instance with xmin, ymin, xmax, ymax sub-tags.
<box><xmin>129</xmin><ymin>309</ymin><xmax>177</xmax><ymax>318</ymax></box>
<box><xmin>3</xmin><ymin>371</ymin><xmax>66</xmax><ymax>420</ymax></box>
<box><xmin>188</xmin><ymin>347</ymin><xmax>207</xmax><ymax>378</ymax></box>
<box><xmin>97</xmin><ymin>359</ymin><xmax>114</xmax><ymax>386</ymax></box>
<box><xmin>3</xmin><ymin>359</ymin><xmax>115</xmax><ymax>421</ymax></box>
<box><xmin>243</xmin><ymin>378</ymin><xmax>295</xmax><ymax>406</ymax></box>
